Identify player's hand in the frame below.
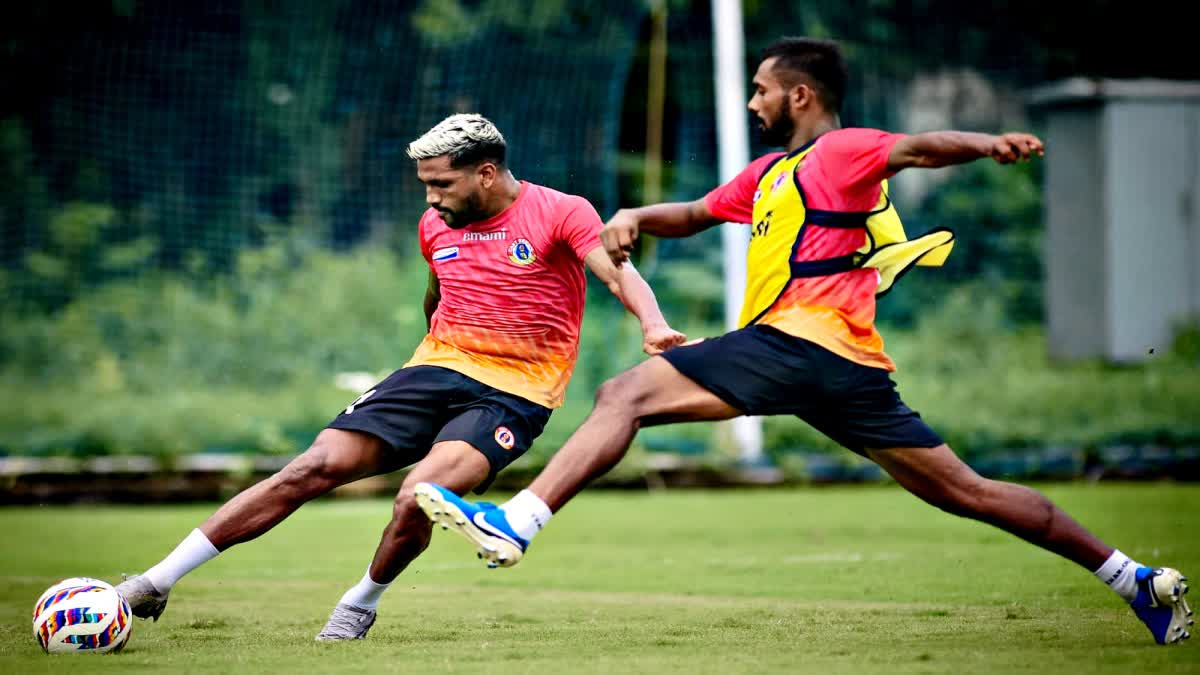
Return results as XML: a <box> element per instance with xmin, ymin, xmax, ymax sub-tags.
<box><xmin>600</xmin><ymin>210</ymin><xmax>640</xmax><ymax>267</ymax></box>
<box><xmin>642</xmin><ymin>323</ymin><xmax>687</xmax><ymax>356</ymax></box>
<box><xmin>989</xmin><ymin>133</ymin><xmax>1044</xmax><ymax>164</ymax></box>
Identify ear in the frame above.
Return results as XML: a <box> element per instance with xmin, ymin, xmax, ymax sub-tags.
<box><xmin>477</xmin><ymin>162</ymin><xmax>498</xmax><ymax>189</ymax></box>
<box><xmin>792</xmin><ymin>83</ymin><xmax>816</xmax><ymax>111</ymax></box>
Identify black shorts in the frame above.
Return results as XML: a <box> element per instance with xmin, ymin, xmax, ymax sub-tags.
<box><xmin>326</xmin><ymin>365</ymin><xmax>552</xmax><ymax>491</ymax></box>
<box><xmin>660</xmin><ymin>325</ymin><xmax>942</xmax><ymax>455</ymax></box>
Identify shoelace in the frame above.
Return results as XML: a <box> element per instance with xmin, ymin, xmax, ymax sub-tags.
<box><xmin>322</xmin><ymin>608</ymin><xmax>370</xmax><ymax>635</ymax></box>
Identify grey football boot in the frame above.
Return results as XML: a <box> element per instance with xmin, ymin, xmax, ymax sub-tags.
<box><xmin>315</xmin><ymin>603</ymin><xmax>377</xmax><ymax>641</ymax></box>
<box><xmin>115</xmin><ymin>574</ymin><xmax>170</xmax><ymax>621</ymax></box>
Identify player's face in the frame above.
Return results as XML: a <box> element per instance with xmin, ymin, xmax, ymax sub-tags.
<box><xmin>416</xmin><ymin>155</ymin><xmax>488</xmax><ymax>228</ymax></box>
<box><xmin>748</xmin><ymin>58</ymin><xmax>795</xmax><ymax>147</ymax></box>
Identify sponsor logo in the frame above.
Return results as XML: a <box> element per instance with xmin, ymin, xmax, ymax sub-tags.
<box><xmin>463</xmin><ymin>230</ymin><xmax>508</xmax><ymax>242</ymax></box>
<box><xmin>507</xmin><ymin>238</ymin><xmax>536</xmax><ymax>265</ymax></box>
<box><xmin>752</xmin><ymin>188</ymin><xmax>762</xmax><ymax>203</ymax></box>
<box><xmin>432</xmin><ymin>246</ymin><xmax>459</xmax><ymax>262</ymax></box>
<box><xmin>494</xmin><ymin>426</ymin><xmax>515</xmax><ymax>450</ymax></box>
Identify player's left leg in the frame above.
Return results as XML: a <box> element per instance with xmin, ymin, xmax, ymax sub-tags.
<box><xmin>319</xmin><ymin>374</ymin><xmax>553</xmax><ymax>640</ymax></box>
<box><xmin>869</xmin><ymin>443</ymin><xmax>1111</xmax><ymax>567</ymax></box>
<box><xmin>868</xmin><ymin>442</ymin><xmax>1192</xmax><ymax>644</ymax></box>
<box><xmin>316</xmin><ymin>440</ymin><xmax>489</xmax><ymax>641</ymax></box>
<box><xmin>793</xmin><ymin>340</ymin><xmax>1193</xmax><ymax>646</ymax></box>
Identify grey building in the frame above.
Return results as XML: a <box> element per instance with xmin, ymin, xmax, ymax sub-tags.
<box><xmin>1031</xmin><ymin>78</ymin><xmax>1200</xmax><ymax>362</ymax></box>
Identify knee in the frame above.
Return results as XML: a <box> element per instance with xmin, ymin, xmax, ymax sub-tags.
<box><xmin>387</xmin><ymin>489</ymin><xmax>432</xmax><ymax>549</ymax></box>
<box><xmin>594</xmin><ymin>371</ymin><xmax>645</xmax><ymax>413</ymax></box>
<box><xmin>274</xmin><ymin>445</ymin><xmax>351</xmax><ymax>496</ymax></box>
<box><xmin>923</xmin><ymin>474</ymin><xmax>990</xmax><ymax>519</ymax></box>
<box><xmin>392</xmin><ymin>488</ymin><xmax>427</xmax><ymax>525</ymax></box>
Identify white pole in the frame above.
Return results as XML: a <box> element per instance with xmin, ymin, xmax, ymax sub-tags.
<box><xmin>711</xmin><ymin>0</ymin><xmax>763</xmax><ymax>465</ymax></box>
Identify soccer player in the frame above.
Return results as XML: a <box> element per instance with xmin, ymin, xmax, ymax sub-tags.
<box><xmin>115</xmin><ymin>114</ymin><xmax>686</xmax><ymax>641</ymax></box>
<box><xmin>415</xmin><ymin>40</ymin><xmax>1193</xmax><ymax>645</ymax></box>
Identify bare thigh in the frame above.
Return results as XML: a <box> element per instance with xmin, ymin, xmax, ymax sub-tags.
<box><xmin>613</xmin><ymin>356</ymin><xmax>744</xmax><ymax>426</ymax></box>
<box><xmin>399</xmin><ymin>440</ymin><xmax>492</xmax><ymax>496</ymax></box>
<box><xmin>865</xmin><ymin>443</ymin><xmax>984</xmax><ymax>501</ymax></box>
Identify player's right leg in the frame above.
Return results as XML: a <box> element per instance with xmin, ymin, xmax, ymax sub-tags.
<box><xmin>526</xmin><ymin>355</ymin><xmax>742</xmax><ymax>510</ymax></box>
<box><xmin>416</xmin><ymin>346</ymin><xmax>744</xmax><ymax>567</ymax></box>
<box><xmin>117</xmin><ymin>428</ymin><xmax>394</xmax><ymax>620</ymax></box>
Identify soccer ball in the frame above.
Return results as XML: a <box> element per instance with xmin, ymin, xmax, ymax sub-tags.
<box><xmin>32</xmin><ymin>577</ymin><xmax>132</xmax><ymax>654</ymax></box>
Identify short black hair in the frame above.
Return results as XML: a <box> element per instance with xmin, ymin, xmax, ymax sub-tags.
<box><xmin>760</xmin><ymin>37</ymin><xmax>848</xmax><ymax>115</ymax></box>
<box><xmin>448</xmin><ymin>139</ymin><xmax>505</xmax><ymax>169</ymax></box>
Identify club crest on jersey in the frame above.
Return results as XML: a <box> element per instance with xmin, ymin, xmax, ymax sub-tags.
<box><xmin>507</xmin><ymin>238</ymin><xmax>536</xmax><ymax>265</ymax></box>
<box><xmin>770</xmin><ymin>171</ymin><xmax>787</xmax><ymax>194</ymax></box>
<box><xmin>494</xmin><ymin>426</ymin><xmax>515</xmax><ymax>450</ymax></box>
<box><xmin>432</xmin><ymin>246</ymin><xmax>459</xmax><ymax>262</ymax></box>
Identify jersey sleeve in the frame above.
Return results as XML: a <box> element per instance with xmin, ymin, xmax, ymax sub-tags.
<box><xmin>702</xmin><ymin>152</ymin><xmax>785</xmax><ymax>224</ymax></box>
<box><xmin>553</xmin><ymin>195</ymin><xmax>604</xmax><ymax>261</ymax></box>
<box><xmin>815</xmin><ymin>128</ymin><xmax>906</xmax><ymax>198</ymax></box>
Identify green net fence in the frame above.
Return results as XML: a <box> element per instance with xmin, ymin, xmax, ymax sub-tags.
<box><xmin>2</xmin><ymin>1</ymin><xmax>1196</xmax><ymax>478</ymax></box>
<box><xmin>2</xmin><ymin>1</ymin><xmax>646</xmax><ymax>307</ymax></box>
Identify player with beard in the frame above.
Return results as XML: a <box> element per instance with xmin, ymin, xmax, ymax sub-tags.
<box><xmin>415</xmin><ymin>39</ymin><xmax>1193</xmax><ymax>646</ymax></box>
<box><xmin>115</xmin><ymin>114</ymin><xmax>686</xmax><ymax>641</ymax></box>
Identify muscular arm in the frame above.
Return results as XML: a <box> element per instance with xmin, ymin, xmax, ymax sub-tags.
<box><xmin>887</xmin><ymin>131</ymin><xmax>1044</xmax><ymax>172</ymax></box>
<box><xmin>601</xmin><ymin>199</ymin><xmax>719</xmax><ymax>265</ymax></box>
<box><xmin>423</xmin><ymin>270</ymin><xmax>440</xmax><ymax>330</ymax></box>
<box><xmin>621</xmin><ymin>199</ymin><xmax>720</xmax><ymax>238</ymax></box>
<box><xmin>583</xmin><ymin>247</ymin><xmax>685</xmax><ymax>355</ymax></box>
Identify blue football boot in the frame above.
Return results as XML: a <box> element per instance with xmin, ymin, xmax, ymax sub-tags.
<box><xmin>1131</xmin><ymin>566</ymin><xmax>1192</xmax><ymax>644</ymax></box>
<box><xmin>414</xmin><ymin>482</ymin><xmax>527</xmax><ymax>568</ymax></box>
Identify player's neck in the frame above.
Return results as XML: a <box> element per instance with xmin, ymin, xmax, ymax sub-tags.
<box><xmin>481</xmin><ymin>172</ymin><xmax>522</xmax><ymax>219</ymax></box>
<box><xmin>785</xmin><ymin>116</ymin><xmax>839</xmax><ymax>153</ymax></box>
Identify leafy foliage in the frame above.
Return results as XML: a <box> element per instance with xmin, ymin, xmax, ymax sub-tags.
<box><xmin>2</xmin><ymin>239</ymin><xmax>1196</xmax><ymax>462</ymax></box>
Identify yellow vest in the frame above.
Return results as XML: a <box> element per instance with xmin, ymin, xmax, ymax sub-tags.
<box><xmin>739</xmin><ymin>145</ymin><xmax>956</xmax><ymax>327</ymax></box>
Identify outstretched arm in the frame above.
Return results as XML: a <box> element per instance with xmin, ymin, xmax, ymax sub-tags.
<box><xmin>600</xmin><ymin>199</ymin><xmax>719</xmax><ymax>266</ymax></box>
<box><xmin>887</xmin><ymin>131</ymin><xmax>1044</xmax><ymax>172</ymax></box>
<box><xmin>583</xmin><ymin>247</ymin><xmax>686</xmax><ymax>355</ymax></box>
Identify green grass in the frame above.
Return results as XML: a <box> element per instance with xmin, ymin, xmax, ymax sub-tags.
<box><xmin>3</xmin><ymin>484</ymin><xmax>1199</xmax><ymax>673</ymax></box>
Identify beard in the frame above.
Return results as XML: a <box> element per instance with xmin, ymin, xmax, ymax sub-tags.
<box><xmin>437</xmin><ymin>193</ymin><xmax>486</xmax><ymax>229</ymax></box>
<box><xmin>755</xmin><ymin>110</ymin><xmax>794</xmax><ymax>148</ymax></box>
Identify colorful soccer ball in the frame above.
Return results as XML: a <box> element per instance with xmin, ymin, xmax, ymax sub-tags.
<box><xmin>32</xmin><ymin>577</ymin><xmax>131</xmax><ymax>654</ymax></box>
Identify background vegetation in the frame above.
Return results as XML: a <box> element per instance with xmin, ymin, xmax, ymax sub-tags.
<box><xmin>2</xmin><ymin>1</ymin><xmax>1197</xmax><ymax>474</ymax></box>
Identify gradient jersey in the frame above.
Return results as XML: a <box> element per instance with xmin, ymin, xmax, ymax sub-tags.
<box><xmin>704</xmin><ymin>128</ymin><xmax>906</xmax><ymax>371</ymax></box>
<box><xmin>405</xmin><ymin>181</ymin><xmax>602</xmax><ymax>409</ymax></box>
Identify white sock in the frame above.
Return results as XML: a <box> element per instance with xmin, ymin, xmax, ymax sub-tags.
<box><xmin>1094</xmin><ymin>549</ymin><xmax>1142</xmax><ymax>603</ymax></box>
<box><xmin>144</xmin><ymin>529</ymin><xmax>220</xmax><ymax>591</ymax></box>
<box><xmin>501</xmin><ymin>489</ymin><xmax>553</xmax><ymax>542</ymax></box>
<box><xmin>338</xmin><ymin>569</ymin><xmax>391</xmax><ymax>610</ymax></box>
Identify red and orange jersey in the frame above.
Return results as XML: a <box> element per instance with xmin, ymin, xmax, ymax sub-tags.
<box><xmin>405</xmin><ymin>181</ymin><xmax>602</xmax><ymax>408</ymax></box>
<box><xmin>704</xmin><ymin>128</ymin><xmax>907</xmax><ymax>371</ymax></box>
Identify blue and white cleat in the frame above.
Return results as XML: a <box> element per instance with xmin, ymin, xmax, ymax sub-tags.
<box><xmin>1131</xmin><ymin>567</ymin><xmax>1193</xmax><ymax>645</ymax></box>
<box><xmin>414</xmin><ymin>482</ymin><xmax>527</xmax><ymax>569</ymax></box>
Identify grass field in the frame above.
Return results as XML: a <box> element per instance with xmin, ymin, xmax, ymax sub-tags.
<box><xmin>2</xmin><ymin>484</ymin><xmax>1199</xmax><ymax>673</ymax></box>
